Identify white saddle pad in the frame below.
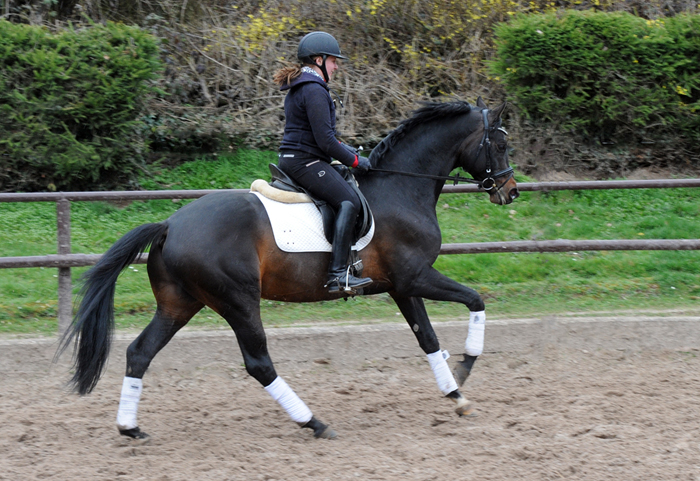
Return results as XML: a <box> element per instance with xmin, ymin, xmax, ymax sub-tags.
<box><xmin>251</xmin><ymin>191</ymin><xmax>375</xmax><ymax>253</ymax></box>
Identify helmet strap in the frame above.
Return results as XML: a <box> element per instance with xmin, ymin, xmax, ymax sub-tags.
<box><xmin>317</xmin><ymin>54</ymin><xmax>329</xmax><ymax>83</ymax></box>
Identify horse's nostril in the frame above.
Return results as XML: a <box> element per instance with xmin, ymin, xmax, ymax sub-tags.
<box><xmin>510</xmin><ymin>189</ymin><xmax>520</xmax><ymax>200</ymax></box>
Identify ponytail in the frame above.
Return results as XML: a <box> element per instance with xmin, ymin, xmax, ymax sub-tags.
<box><xmin>273</xmin><ymin>65</ymin><xmax>303</xmax><ymax>87</ymax></box>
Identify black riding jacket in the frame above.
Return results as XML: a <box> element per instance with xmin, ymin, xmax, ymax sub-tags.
<box><xmin>279</xmin><ymin>72</ymin><xmax>357</xmax><ymax>167</ymax></box>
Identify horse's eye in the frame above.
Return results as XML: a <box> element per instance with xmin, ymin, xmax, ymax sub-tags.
<box><xmin>496</xmin><ymin>141</ymin><xmax>507</xmax><ymax>152</ymax></box>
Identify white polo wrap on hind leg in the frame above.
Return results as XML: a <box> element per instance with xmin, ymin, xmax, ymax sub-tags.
<box><xmin>427</xmin><ymin>350</ymin><xmax>459</xmax><ymax>395</ymax></box>
<box><xmin>465</xmin><ymin>310</ymin><xmax>486</xmax><ymax>356</ymax></box>
<box><xmin>264</xmin><ymin>376</ymin><xmax>313</xmax><ymax>424</ymax></box>
<box><xmin>116</xmin><ymin>376</ymin><xmax>143</xmax><ymax>430</ymax></box>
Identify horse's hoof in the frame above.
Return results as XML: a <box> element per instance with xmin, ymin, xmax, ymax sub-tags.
<box><xmin>455</xmin><ymin>400</ymin><xmax>477</xmax><ymax>417</ymax></box>
<box><xmin>454</xmin><ymin>354</ymin><xmax>478</xmax><ymax>387</ymax></box>
<box><xmin>300</xmin><ymin>416</ymin><xmax>337</xmax><ymax>439</ymax></box>
<box><xmin>119</xmin><ymin>427</ymin><xmax>151</xmax><ymax>442</ymax></box>
<box><xmin>315</xmin><ymin>426</ymin><xmax>338</xmax><ymax>439</ymax></box>
<box><xmin>448</xmin><ymin>393</ymin><xmax>477</xmax><ymax>417</ymax></box>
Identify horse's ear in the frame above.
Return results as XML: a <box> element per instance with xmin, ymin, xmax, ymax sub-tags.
<box><xmin>476</xmin><ymin>96</ymin><xmax>488</xmax><ymax>109</ymax></box>
<box><xmin>489</xmin><ymin>102</ymin><xmax>508</xmax><ymax>122</ymax></box>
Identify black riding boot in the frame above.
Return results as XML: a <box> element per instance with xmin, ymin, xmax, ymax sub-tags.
<box><xmin>326</xmin><ymin>201</ymin><xmax>373</xmax><ymax>294</ymax></box>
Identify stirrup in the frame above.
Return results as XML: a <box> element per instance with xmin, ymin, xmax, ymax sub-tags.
<box><xmin>325</xmin><ymin>278</ymin><xmax>347</xmax><ymax>294</ymax></box>
<box><xmin>325</xmin><ymin>266</ymin><xmax>371</xmax><ymax>294</ymax></box>
<box><xmin>325</xmin><ymin>273</ymin><xmax>355</xmax><ymax>294</ymax></box>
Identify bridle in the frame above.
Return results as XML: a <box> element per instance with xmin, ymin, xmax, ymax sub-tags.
<box><xmin>369</xmin><ymin>108</ymin><xmax>514</xmax><ymax>192</ymax></box>
<box><xmin>473</xmin><ymin>109</ymin><xmax>514</xmax><ymax>191</ymax></box>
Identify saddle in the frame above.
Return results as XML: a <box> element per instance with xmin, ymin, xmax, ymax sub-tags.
<box><xmin>254</xmin><ymin>163</ymin><xmax>373</xmax><ymax>246</ymax></box>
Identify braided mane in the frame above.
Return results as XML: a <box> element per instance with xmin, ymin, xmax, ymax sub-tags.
<box><xmin>368</xmin><ymin>101</ymin><xmax>473</xmax><ymax>164</ymax></box>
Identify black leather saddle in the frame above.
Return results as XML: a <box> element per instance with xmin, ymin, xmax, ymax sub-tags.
<box><xmin>268</xmin><ymin>163</ymin><xmax>373</xmax><ymax>245</ymax></box>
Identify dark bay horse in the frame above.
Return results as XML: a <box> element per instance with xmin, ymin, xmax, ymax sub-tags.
<box><xmin>58</xmin><ymin>98</ymin><xmax>519</xmax><ymax>440</ymax></box>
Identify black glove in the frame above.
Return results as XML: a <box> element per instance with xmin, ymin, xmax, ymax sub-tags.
<box><xmin>354</xmin><ymin>156</ymin><xmax>371</xmax><ymax>174</ymax></box>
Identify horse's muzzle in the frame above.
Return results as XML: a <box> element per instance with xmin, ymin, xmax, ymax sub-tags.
<box><xmin>489</xmin><ymin>178</ymin><xmax>519</xmax><ymax>205</ymax></box>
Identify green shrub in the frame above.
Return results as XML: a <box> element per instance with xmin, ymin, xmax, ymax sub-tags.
<box><xmin>0</xmin><ymin>20</ymin><xmax>162</xmax><ymax>191</ymax></box>
<box><xmin>489</xmin><ymin>10</ymin><xmax>700</xmax><ymax>146</ymax></box>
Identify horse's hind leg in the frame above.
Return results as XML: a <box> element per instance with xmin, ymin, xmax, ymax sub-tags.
<box><xmin>117</xmin><ymin>264</ymin><xmax>204</xmax><ymax>440</ymax></box>
<box><xmin>390</xmin><ymin>292</ymin><xmax>475</xmax><ymax>417</ymax></box>
<box><xmin>217</xmin><ymin>295</ymin><xmax>336</xmax><ymax>439</ymax></box>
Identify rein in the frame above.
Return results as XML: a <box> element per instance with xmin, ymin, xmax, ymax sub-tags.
<box><xmin>368</xmin><ymin>108</ymin><xmax>514</xmax><ymax>191</ymax></box>
<box><xmin>367</xmin><ymin>167</ymin><xmax>480</xmax><ymax>186</ymax></box>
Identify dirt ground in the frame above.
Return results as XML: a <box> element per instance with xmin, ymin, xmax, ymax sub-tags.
<box><xmin>1</xmin><ymin>314</ymin><xmax>699</xmax><ymax>481</ymax></box>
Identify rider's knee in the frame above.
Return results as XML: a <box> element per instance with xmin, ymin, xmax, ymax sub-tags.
<box><xmin>338</xmin><ymin>199</ymin><xmax>360</xmax><ymax>217</ymax></box>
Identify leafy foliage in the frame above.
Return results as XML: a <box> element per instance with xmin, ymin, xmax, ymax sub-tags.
<box><xmin>2</xmin><ymin>2</ymin><xmax>700</xmax><ymax>190</ymax></box>
<box><xmin>489</xmin><ymin>11</ymin><xmax>700</xmax><ymax>145</ymax></box>
<box><xmin>131</xmin><ymin>1</ymin><xmax>700</xmax><ymax>179</ymax></box>
<box><xmin>0</xmin><ymin>20</ymin><xmax>162</xmax><ymax>191</ymax></box>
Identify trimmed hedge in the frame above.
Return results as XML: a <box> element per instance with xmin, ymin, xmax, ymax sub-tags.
<box><xmin>489</xmin><ymin>10</ymin><xmax>700</xmax><ymax>145</ymax></box>
<box><xmin>0</xmin><ymin>20</ymin><xmax>162</xmax><ymax>191</ymax></box>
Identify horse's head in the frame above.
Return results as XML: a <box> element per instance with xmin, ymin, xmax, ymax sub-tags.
<box><xmin>459</xmin><ymin>98</ymin><xmax>519</xmax><ymax>205</ymax></box>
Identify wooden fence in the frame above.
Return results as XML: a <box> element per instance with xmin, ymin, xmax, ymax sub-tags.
<box><xmin>2</xmin><ymin>178</ymin><xmax>700</xmax><ymax>334</ymax></box>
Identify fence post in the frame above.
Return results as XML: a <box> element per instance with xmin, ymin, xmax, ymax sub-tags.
<box><xmin>57</xmin><ymin>198</ymin><xmax>72</xmax><ymax>335</ymax></box>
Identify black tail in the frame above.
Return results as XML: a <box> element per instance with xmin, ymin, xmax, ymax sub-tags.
<box><xmin>55</xmin><ymin>222</ymin><xmax>168</xmax><ymax>395</ymax></box>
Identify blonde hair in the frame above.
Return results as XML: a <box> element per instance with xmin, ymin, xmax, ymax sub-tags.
<box><xmin>273</xmin><ymin>65</ymin><xmax>303</xmax><ymax>87</ymax></box>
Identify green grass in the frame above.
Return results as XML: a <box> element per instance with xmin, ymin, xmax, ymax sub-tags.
<box><xmin>1</xmin><ymin>149</ymin><xmax>699</xmax><ymax>336</ymax></box>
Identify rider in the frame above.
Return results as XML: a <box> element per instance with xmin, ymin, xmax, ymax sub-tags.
<box><xmin>273</xmin><ymin>31</ymin><xmax>373</xmax><ymax>294</ymax></box>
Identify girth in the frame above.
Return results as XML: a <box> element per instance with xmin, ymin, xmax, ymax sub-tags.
<box><xmin>267</xmin><ymin>163</ymin><xmax>373</xmax><ymax>245</ymax></box>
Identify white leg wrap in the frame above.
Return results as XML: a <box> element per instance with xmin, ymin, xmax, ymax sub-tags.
<box><xmin>465</xmin><ymin>310</ymin><xmax>485</xmax><ymax>356</ymax></box>
<box><xmin>264</xmin><ymin>376</ymin><xmax>313</xmax><ymax>424</ymax></box>
<box><xmin>427</xmin><ymin>350</ymin><xmax>459</xmax><ymax>395</ymax></box>
<box><xmin>116</xmin><ymin>377</ymin><xmax>143</xmax><ymax>430</ymax></box>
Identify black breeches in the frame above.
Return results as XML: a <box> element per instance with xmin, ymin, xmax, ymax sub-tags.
<box><xmin>278</xmin><ymin>155</ymin><xmax>361</xmax><ymax>213</ymax></box>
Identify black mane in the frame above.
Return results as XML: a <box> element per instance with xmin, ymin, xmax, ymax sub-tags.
<box><xmin>368</xmin><ymin>101</ymin><xmax>474</xmax><ymax>164</ymax></box>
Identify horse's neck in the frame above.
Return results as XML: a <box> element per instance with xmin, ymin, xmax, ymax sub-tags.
<box><xmin>377</xmin><ymin>124</ymin><xmax>466</xmax><ymax>178</ymax></box>
<box><xmin>365</xmin><ymin>153</ymin><xmax>449</xmax><ymax>210</ymax></box>
<box><xmin>365</xmin><ymin>115</ymin><xmax>474</xmax><ymax>208</ymax></box>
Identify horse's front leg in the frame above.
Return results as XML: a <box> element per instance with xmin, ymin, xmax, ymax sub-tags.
<box><xmin>394</xmin><ymin>267</ymin><xmax>487</xmax><ymax>383</ymax></box>
<box><xmin>390</xmin><ymin>292</ymin><xmax>475</xmax><ymax>417</ymax></box>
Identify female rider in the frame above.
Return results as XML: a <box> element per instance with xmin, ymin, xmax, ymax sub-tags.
<box><xmin>273</xmin><ymin>31</ymin><xmax>373</xmax><ymax>294</ymax></box>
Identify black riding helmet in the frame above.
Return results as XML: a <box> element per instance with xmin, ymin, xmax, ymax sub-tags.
<box><xmin>297</xmin><ymin>31</ymin><xmax>347</xmax><ymax>82</ymax></box>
